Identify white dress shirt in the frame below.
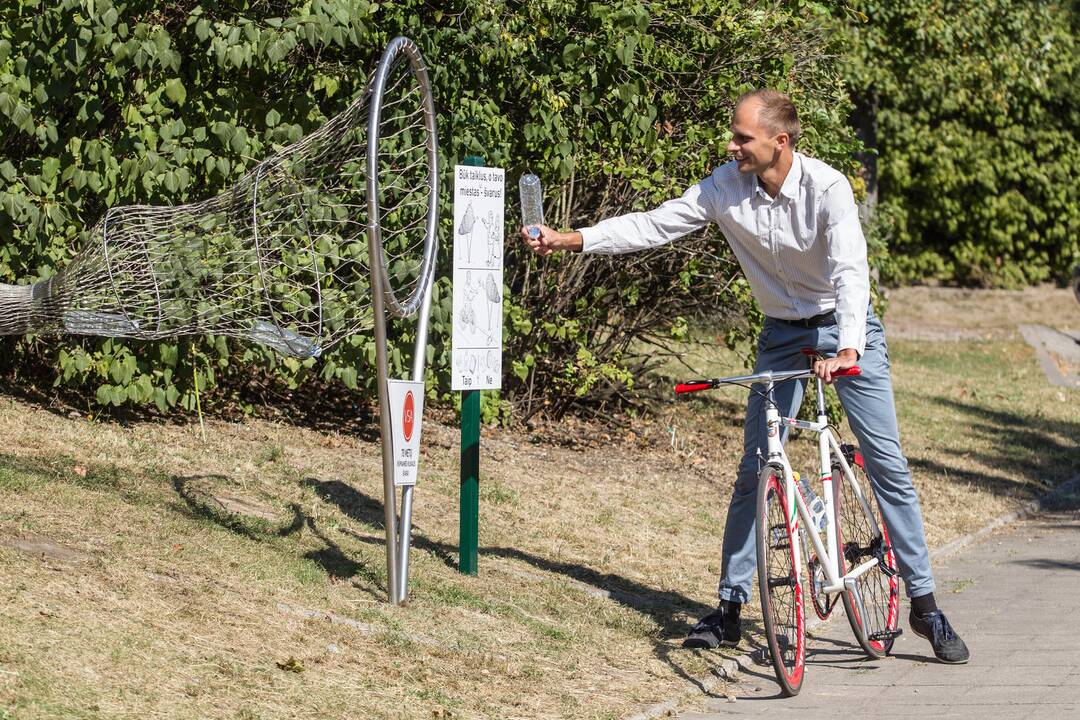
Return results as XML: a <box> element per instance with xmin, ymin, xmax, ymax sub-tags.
<box><xmin>578</xmin><ymin>152</ymin><xmax>871</xmax><ymax>355</ymax></box>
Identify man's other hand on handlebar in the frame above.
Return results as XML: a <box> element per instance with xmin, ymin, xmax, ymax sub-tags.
<box><xmin>814</xmin><ymin>348</ymin><xmax>859</xmax><ymax>384</ymax></box>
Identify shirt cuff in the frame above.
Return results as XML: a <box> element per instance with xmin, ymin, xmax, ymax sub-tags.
<box><xmin>578</xmin><ymin>226</ymin><xmax>602</xmax><ymax>253</ymax></box>
<box><xmin>837</xmin><ymin>323</ymin><xmax>867</xmax><ymax>358</ymax></box>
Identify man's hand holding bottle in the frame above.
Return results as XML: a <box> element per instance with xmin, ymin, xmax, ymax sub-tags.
<box><xmin>520</xmin><ymin>225</ymin><xmax>582</xmax><ymax>256</ymax></box>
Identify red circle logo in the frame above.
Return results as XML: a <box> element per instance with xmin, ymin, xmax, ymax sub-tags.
<box><xmin>403</xmin><ymin>391</ymin><xmax>415</xmax><ymax>442</ymax></box>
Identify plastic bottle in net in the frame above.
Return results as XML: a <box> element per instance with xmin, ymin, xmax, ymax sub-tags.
<box><xmin>519</xmin><ymin>173</ymin><xmax>544</xmax><ymax>239</ymax></box>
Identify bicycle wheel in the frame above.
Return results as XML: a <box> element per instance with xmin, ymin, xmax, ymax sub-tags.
<box><xmin>833</xmin><ymin>445</ymin><xmax>901</xmax><ymax>657</ymax></box>
<box><xmin>756</xmin><ymin>464</ymin><xmax>805</xmax><ymax>696</ymax></box>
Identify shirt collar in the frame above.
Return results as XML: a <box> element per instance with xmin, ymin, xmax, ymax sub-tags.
<box><xmin>777</xmin><ymin>152</ymin><xmax>802</xmax><ymax>201</ymax></box>
<box><xmin>754</xmin><ymin>152</ymin><xmax>802</xmax><ymax>201</ymax></box>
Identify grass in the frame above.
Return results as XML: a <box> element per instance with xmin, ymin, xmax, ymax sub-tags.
<box><xmin>0</xmin><ymin>288</ymin><xmax>1078</xmax><ymax>718</ymax></box>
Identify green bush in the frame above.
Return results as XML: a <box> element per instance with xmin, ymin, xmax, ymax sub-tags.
<box><xmin>844</xmin><ymin>0</ymin><xmax>1080</xmax><ymax>287</ymax></box>
<box><xmin>0</xmin><ymin>0</ymin><xmax>859</xmax><ymax>421</ymax></box>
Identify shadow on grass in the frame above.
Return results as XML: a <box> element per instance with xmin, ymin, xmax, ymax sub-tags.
<box><xmin>172</xmin><ymin>475</ymin><xmax>304</xmax><ymax>539</ymax></box>
<box><xmin>907</xmin><ymin>397</ymin><xmax>1080</xmax><ymax>499</ymax></box>
<box><xmin>304</xmin><ymin>476</ymin><xmax>756</xmax><ymax>688</ymax></box>
<box><xmin>172</xmin><ymin>474</ymin><xmax>387</xmax><ymax>593</ymax></box>
<box><xmin>168</xmin><ymin>470</ymin><xmax>745</xmax><ymax>687</ymax></box>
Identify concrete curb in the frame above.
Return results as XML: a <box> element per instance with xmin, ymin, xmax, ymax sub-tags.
<box><xmin>624</xmin><ymin>472</ymin><xmax>1080</xmax><ymax>720</ymax></box>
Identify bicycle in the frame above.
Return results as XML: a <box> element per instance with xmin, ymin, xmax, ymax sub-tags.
<box><xmin>676</xmin><ymin>350</ymin><xmax>901</xmax><ymax>696</ymax></box>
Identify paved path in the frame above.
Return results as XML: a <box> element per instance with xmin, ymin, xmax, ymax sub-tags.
<box><xmin>676</xmin><ymin>508</ymin><xmax>1080</xmax><ymax>719</ymax></box>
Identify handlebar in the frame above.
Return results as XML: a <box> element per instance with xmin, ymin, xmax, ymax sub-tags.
<box><xmin>675</xmin><ymin>365</ymin><xmax>861</xmax><ymax>395</ymax></box>
<box><xmin>674</xmin><ymin>381</ymin><xmax>717</xmax><ymax>394</ymax></box>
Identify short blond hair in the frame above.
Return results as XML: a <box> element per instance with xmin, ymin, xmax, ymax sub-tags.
<box><xmin>736</xmin><ymin>89</ymin><xmax>801</xmax><ymax>146</ymax></box>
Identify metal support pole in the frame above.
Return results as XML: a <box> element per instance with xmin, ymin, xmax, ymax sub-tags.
<box><xmin>397</xmin><ymin>254</ymin><xmax>437</xmax><ymax>602</ymax></box>
<box><xmin>368</xmin><ymin>252</ymin><xmax>399</xmax><ymax>604</ymax></box>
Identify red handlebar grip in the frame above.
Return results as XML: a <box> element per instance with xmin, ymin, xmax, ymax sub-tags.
<box><xmin>832</xmin><ymin>366</ymin><xmax>861</xmax><ymax>377</ymax></box>
<box><xmin>675</xmin><ymin>382</ymin><xmax>714</xmax><ymax>394</ymax></box>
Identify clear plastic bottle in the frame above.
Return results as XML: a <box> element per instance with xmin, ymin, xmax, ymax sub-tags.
<box><xmin>519</xmin><ymin>173</ymin><xmax>544</xmax><ymax>239</ymax></box>
<box><xmin>795</xmin><ymin>471</ymin><xmax>827</xmax><ymax>532</ymax></box>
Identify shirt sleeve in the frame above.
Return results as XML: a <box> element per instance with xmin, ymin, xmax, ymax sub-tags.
<box><xmin>821</xmin><ymin>178</ymin><xmax>870</xmax><ymax>356</ymax></box>
<box><xmin>579</xmin><ymin>177</ymin><xmax>714</xmax><ymax>254</ymax></box>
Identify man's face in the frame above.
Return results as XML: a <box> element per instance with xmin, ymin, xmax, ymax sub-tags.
<box><xmin>726</xmin><ymin>99</ymin><xmax>784</xmax><ymax>175</ymax></box>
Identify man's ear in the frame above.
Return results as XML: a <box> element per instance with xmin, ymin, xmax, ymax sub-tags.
<box><xmin>775</xmin><ymin>132</ymin><xmax>791</xmax><ymax>151</ymax></box>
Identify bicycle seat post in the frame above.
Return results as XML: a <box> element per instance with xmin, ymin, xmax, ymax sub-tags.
<box><xmin>814</xmin><ymin>370</ymin><xmax>827</xmax><ymax>420</ymax></box>
<box><xmin>761</xmin><ymin>377</ymin><xmax>787</xmax><ymax>462</ymax></box>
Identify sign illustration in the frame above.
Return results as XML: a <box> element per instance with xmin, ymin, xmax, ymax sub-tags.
<box><xmin>452</xmin><ymin>165</ymin><xmax>504</xmax><ymax>391</ymax></box>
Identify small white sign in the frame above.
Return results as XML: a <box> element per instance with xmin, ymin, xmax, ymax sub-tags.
<box><xmin>387</xmin><ymin>379</ymin><xmax>425</xmax><ymax>487</ymax></box>
<box><xmin>452</xmin><ymin>164</ymin><xmax>504</xmax><ymax>391</ymax></box>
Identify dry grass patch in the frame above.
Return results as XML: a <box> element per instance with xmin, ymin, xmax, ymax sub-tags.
<box><xmin>882</xmin><ymin>284</ymin><xmax>1080</xmax><ymax>342</ymax></box>
<box><xmin>0</xmin><ymin>400</ymin><xmax>746</xmax><ymax>720</ymax></box>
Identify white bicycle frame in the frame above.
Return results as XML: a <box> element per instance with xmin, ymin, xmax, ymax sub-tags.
<box><xmin>710</xmin><ymin>366</ymin><xmax>885</xmax><ymax>601</ymax></box>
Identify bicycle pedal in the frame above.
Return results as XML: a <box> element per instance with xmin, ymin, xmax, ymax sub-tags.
<box><xmin>768</xmin><ymin>574</ymin><xmax>796</xmax><ymax>589</ymax></box>
<box><xmin>871</xmin><ymin>537</ymin><xmax>899</xmax><ymax>577</ymax></box>
<box><xmin>869</xmin><ymin>628</ymin><xmax>903</xmax><ymax>641</ymax></box>
<box><xmin>879</xmin><ymin>561</ymin><xmax>899</xmax><ymax>578</ymax></box>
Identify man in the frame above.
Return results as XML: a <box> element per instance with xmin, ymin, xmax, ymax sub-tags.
<box><xmin>521</xmin><ymin>89</ymin><xmax>969</xmax><ymax>664</ymax></box>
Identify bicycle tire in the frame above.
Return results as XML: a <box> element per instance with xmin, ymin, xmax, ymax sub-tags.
<box><xmin>833</xmin><ymin>447</ymin><xmax>901</xmax><ymax>658</ymax></box>
<box><xmin>756</xmin><ymin>464</ymin><xmax>806</xmax><ymax>696</ymax></box>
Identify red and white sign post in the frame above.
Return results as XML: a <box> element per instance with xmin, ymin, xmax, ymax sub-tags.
<box><xmin>388</xmin><ymin>380</ymin><xmax>425</xmax><ymax>487</ymax></box>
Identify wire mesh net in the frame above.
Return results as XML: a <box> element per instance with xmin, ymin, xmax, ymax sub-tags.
<box><xmin>0</xmin><ymin>38</ymin><xmax>435</xmax><ymax>359</ymax></box>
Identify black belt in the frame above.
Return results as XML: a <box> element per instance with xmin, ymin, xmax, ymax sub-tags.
<box><xmin>770</xmin><ymin>311</ymin><xmax>837</xmax><ymax>329</ymax></box>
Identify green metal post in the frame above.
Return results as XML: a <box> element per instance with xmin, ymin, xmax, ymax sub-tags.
<box><xmin>459</xmin><ymin>154</ymin><xmax>484</xmax><ymax>575</ymax></box>
<box><xmin>459</xmin><ymin>388</ymin><xmax>480</xmax><ymax>575</ymax></box>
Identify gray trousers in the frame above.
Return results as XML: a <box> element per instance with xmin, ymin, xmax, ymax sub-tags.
<box><xmin>717</xmin><ymin>307</ymin><xmax>935</xmax><ymax>603</ymax></box>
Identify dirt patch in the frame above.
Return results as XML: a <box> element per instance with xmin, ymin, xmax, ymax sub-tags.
<box><xmin>1018</xmin><ymin>324</ymin><xmax>1080</xmax><ymax>388</ymax></box>
<box><xmin>883</xmin><ymin>284</ymin><xmax>1080</xmax><ymax>341</ymax></box>
<box><xmin>0</xmin><ymin>530</ymin><xmax>93</xmax><ymax>564</ymax></box>
<box><xmin>211</xmin><ymin>493</ymin><xmax>281</xmax><ymax>522</ymax></box>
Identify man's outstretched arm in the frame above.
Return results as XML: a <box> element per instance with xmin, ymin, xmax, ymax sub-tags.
<box><xmin>521</xmin><ymin>225</ymin><xmax>582</xmax><ymax>256</ymax></box>
<box><xmin>520</xmin><ymin>176</ymin><xmax>716</xmax><ymax>257</ymax></box>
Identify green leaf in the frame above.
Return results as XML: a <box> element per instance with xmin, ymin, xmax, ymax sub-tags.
<box><xmin>164</xmin><ymin>78</ymin><xmax>187</xmax><ymax>105</ymax></box>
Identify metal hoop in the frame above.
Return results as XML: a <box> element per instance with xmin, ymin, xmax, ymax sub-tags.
<box><xmin>366</xmin><ymin>35</ymin><xmax>439</xmax><ymax>319</ymax></box>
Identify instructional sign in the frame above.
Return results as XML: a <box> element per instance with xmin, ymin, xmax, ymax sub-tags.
<box><xmin>452</xmin><ymin>164</ymin><xmax>505</xmax><ymax>390</ymax></box>
<box><xmin>387</xmin><ymin>379</ymin><xmax>425</xmax><ymax>487</ymax></box>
